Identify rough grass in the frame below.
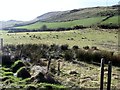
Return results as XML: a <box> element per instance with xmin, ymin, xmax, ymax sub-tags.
<box><xmin>1</xmin><ymin>28</ymin><xmax>118</xmax><ymax>52</ymax></box>
<box><xmin>54</xmin><ymin>60</ymin><xmax>120</xmax><ymax>88</ymax></box>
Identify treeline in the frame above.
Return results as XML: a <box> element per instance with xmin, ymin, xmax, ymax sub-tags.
<box><xmin>98</xmin><ymin>24</ymin><xmax>120</xmax><ymax>29</ymax></box>
<box><xmin>4</xmin><ymin>24</ymin><xmax>119</xmax><ymax>33</ymax></box>
<box><xmin>4</xmin><ymin>25</ymin><xmax>86</xmax><ymax>33</ymax></box>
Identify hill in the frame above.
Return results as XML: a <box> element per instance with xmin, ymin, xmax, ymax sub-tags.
<box><xmin>3</xmin><ymin>5</ymin><xmax>120</xmax><ymax>30</ymax></box>
<box><xmin>0</xmin><ymin>20</ymin><xmax>23</xmax><ymax>29</ymax></box>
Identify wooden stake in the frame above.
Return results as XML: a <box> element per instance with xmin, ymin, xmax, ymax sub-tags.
<box><xmin>100</xmin><ymin>58</ymin><xmax>105</xmax><ymax>90</ymax></box>
<box><xmin>107</xmin><ymin>61</ymin><xmax>112</xmax><ymax>90</ymax></box>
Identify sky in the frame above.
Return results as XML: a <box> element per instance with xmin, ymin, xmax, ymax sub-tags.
<box><xmin>0</xmin><ymin>0</ymin><xmax>119</xmax><ymax>21</ymax></box>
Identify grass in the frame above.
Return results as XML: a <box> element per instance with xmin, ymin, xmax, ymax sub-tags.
<box><xmin>101</xmin><ymin>15</ymin><xmax>120</xmax><ymax>25</ymax></box>
<box><xmin>52</xmin><ymin>60</ymin><xmax>120</xmax><ymax>88</ymax></box>
<box><xmin>16</xmin><ymin>17</ymin><xmax>106</xmax><ymax>30</ymax></box>
<box><xmin>0</xmin><ymin>28</ymin><xmax>118</xmax><ymax>52</ymax></box>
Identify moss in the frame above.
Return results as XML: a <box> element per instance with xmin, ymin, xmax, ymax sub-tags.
<box><xmin>37</xmin><ymin>83</ymin><xmax>66</xmax><ymax>89</ymax></box>
<box><xmin>12</xmin><ymin>60</ymin><xmax>25</xmax><ymax>73</ymax></box>
<box><xmin>1</xmin><ymin>67</ymin><xmax>11</xmax><ymax>72</ymax></box>
<box><xmin>3</xmin><ymin>72</ymin><xmax>13</xmax><ymax>76</ymax></box>
<box><xmin>25</xmin><ymin>84</ymin><xmax>37</xmax><ymax>90</ymax></box>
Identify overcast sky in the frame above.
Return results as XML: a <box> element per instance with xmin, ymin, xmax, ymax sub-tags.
<box><xmin>0</xmin><ymin>0</ymin><xmax>119</xmax><ymax>21</ymax></box>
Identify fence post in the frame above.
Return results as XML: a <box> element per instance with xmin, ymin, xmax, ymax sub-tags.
<box><xmin>47</xmin><ymin>56</ymin><xmax>51</xmax><ymax>73</ymax></box>
<box><xmin>57</xmin><ymin>60</ymin><xmax>60</xmax><ymax>76</ymax></box>
<box><xmin>107</xmin><ymin>61</ymin><xmax>112</xmax><ymax>90</ymax></box>
<box><xmin>0</xmin><ymin>38</ymin><xmax>3</xmax><ymax>51</ymax></box>
<box><xmin>100</xmin><ymin>58</ymin><xmax>105</xmax><ymax>90</ymax></box>
<box><xmin>0</xmin><ymin>38</ymin><xmax>3</xmax><ymax>65</ymax></box>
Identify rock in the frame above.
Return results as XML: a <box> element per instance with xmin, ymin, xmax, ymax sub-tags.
<box><xmin>16</xmin><ymin>67</ymin><xmax>31</xmax><ymax>79</ymax></box>
<box><xmin>31</xmin><ymin>65</ymin><xmax>47</xmax><ymax>76</ymax></box>
<box><xmin>34</xmin><ymin>72</ymin><xmax>46</xmax><ymax>83</ymax></box>
<box><xmin>45</xmin><ymin>73</ymin><xmax>57</xmax><ymax>84</ymax></box>
<box><xmin>12</xmin><ymin>60</ymin><xmax>25</xmax><ymax>73</ymax></box>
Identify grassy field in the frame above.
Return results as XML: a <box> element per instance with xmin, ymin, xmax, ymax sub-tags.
<box><xmin>0</xmin><ymin>28</ymin><xmax>118</xmax><ymax>52</ymax></box>
<box><xmin>16</xmin><ymin>17</ymin><xmax>106</xmax><ymax>30</ymax></box>
<box><xmin>101</xmin><ymin>15</ymin><xmax>120</xmax><ymax>25</ymax></box>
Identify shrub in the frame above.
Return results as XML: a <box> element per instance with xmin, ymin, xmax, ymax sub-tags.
<box><xmin>112</xmin><ymin>55</ymin><xmax>120</xmax><ymax>66</ymax></box>
<box><xmin>16</xmin><ymin>67</ymin><xmax>31</xmax><ymax>79</ymax></box>
<box><xmin>91</xmin><ymin>46</ymin><xmax>98</xmax><ymax>50</ymax></box>
<box><xmin>61</xmin><ymin>44</ymin><xmax>68</xmax><ymax>51</ymax></box>
<box><xmin>2</xmin><ymin>55</ymin><xmax>13</xmax><ymax>67</ymax></box>
<box><xmin>76</xmin><ymin>49</ymin><xmax>85</xmax><ymax>61</ymax></box>
<box><xmin>12</xmin><ymin>60</ymin><xmax>25</xmax><ymax>73</ymax></box>
<box><xmin>84</xmin><ymin>50</ymin><xmax>93</xmax><ymax>62</ymax></box>
<box><xmin>92</xmin><ymin>51</ymin><xmax>102</xmax><ymax>63</ymax></box>
<box><xmin>64</xmin><ymin>49</ymin><xmax>74</xmax><ymax>61</ymax></box>
<box><xmin>72</xmin><ymin>45</ymin><xmax>79</xmax><ymax>50</ymax></box>
<box><xmin>83</xmin><ymin>46</ymin><xmax>89</xmax><ymax>50</ymax></box>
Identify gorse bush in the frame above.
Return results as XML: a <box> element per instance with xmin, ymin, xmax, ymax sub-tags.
<box><xmin>3</xmin><ymin>44</ymin><xmax>120</xmax><ymax>67</ymax></box>
<box><xmin>64</xmin><ymin>49</ymin><xmax>74</xmax><ymax>61</ymax></box>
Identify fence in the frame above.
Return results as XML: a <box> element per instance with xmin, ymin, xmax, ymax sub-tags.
<box><xmin>100</xmin><ymin>58</ymin><xmax>112</xmax><ymax>90</ymax></box>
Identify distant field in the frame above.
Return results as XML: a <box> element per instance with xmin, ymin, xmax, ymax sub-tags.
<box><xmin>16</xmin><ymin>17</ymin><xmax>106</xmax><ymax>30</ymax></box>
<box><xmin>101</xmin><ymin>15</ymin><xmax>120</xmax><ymax>25</ymax></box>
<box><xmin>0</xmin><ymin>28</ymin><xmax>118</xmax><ymax>52</ymax></box>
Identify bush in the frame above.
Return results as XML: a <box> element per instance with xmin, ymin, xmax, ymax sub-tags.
<box><xmin>16</xmin><ymin>67</ymin><xmax>31</xmax><ymax>79</ymax></box>
<box><xmin>64</xmin><ymin>49</ymin><xmax>74</xmax><ymax>61</ymax></box>
<box><xmin>61</xmin><ymin>44</ymin><xmax>68</xmax><ymax>51</ymax></box>
<box><xmin>2</xmin><ymin>55</ymin><xmax>13</xmax><ymax>67</ymax></box>
<box><xmin>92</xmin><ymin>51</ymin><xmax>102</xmax><ymax>63</ymax></box>
<box><xmin>83</xmin><ymin>46</ymin><xmax>89</xmax><ymax>50</ymax></box>
<box><xmin>12</xmin><ymin>60</ymin><xmax>25</xmax><ymax>73</ymax></box>
<box><xmin>98</xmin><ymin>24</ymin><xmax>119</xmax><ymax>29</ymax></box>
<box><xmin>72</xmin><ymin>45</ymin><xmax>79</xmax><ymax>50</ymax></box>
<box><xmin>76</xmin><ymin>49</ymin><xmax>85</xmax><ymax>61</ymax></box>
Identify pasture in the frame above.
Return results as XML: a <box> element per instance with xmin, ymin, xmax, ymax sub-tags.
<box><xmin>101</xmin><ymin>16</ymin><xmax>120</xmax><ymax>25</ymax></box>
<box><xmin>16</xmin><ymin>17</ymin><xmax>106</xmax><ymax>30</ymax></box>
<box><xmin>0</xmin><ymin>28</ymin><xmax>118</xmax><ymax>52</ymax></box>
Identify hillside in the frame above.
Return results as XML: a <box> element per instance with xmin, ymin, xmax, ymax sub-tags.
<box><xmin>35</xmin><ymin>6</ymin><xmax>118</xmax><ymax>22</ymax></box>
<box><xmin>0</xmin><ymin>20</ymin><xmax>23</xmax><ymax>29</ymax></box>
<box><xmin>2</xmin><ymin>5</ymin><xmax>119</xmax><ymax>30</ymax></box>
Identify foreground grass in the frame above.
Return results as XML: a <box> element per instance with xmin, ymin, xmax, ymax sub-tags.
<box><xmin>52</xmin><ymin>59</ymin><xmax>120</xmax><ymax>88</ymax></box>
<box><xmin>0</xmin><ymin>28</ymin><xmax>118</xmax><ymax>52</ymax></box>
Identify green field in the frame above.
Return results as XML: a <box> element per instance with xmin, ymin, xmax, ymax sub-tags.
<box><xmin>16</xmin><ymin>17</ymin><xmax>106</xmax><ymax>30</ymax></box>
<box><xmin>101</xmin><ymin>15</ymin><xmax>120</xmax><ymax>25</ymax></box>
<box><xmin>0</xmin><ymin>28</ymin><xmax>118</xmax><ymax>52</ymax></box>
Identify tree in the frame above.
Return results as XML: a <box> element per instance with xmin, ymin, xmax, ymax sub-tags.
<box><xmin>41</xmin><ymin>25</ymin><xmax>47</xmax><ymax>30</ymax></box>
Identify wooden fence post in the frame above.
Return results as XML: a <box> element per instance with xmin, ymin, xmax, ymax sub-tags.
<box><xmin>57</xmin><ymin>60</ymin><xmax>60</xmax><ymax>76</ymax></box>
<box><xmin>100</xmin><ymin>58</ymin><xmax>105</xmax><ymax>90</ymax></box>
<box><xmin>47</xmin><ymin>56</ymin><xmax>51</xmax><ymax>73</ymax></box>
<box><xmin>107</xmin><ymin>61</ymin><xmax>112</xmax><ymax>90</ymax></box>
<box><xmin>0</xmin><ymin>38</ymin><xmax>3</xmax><ymax>65</ymax></box>
<box><xmin>0</xmin><ymin>38</ymin><xmax>3</xmax><ymax>51</ymax></box>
